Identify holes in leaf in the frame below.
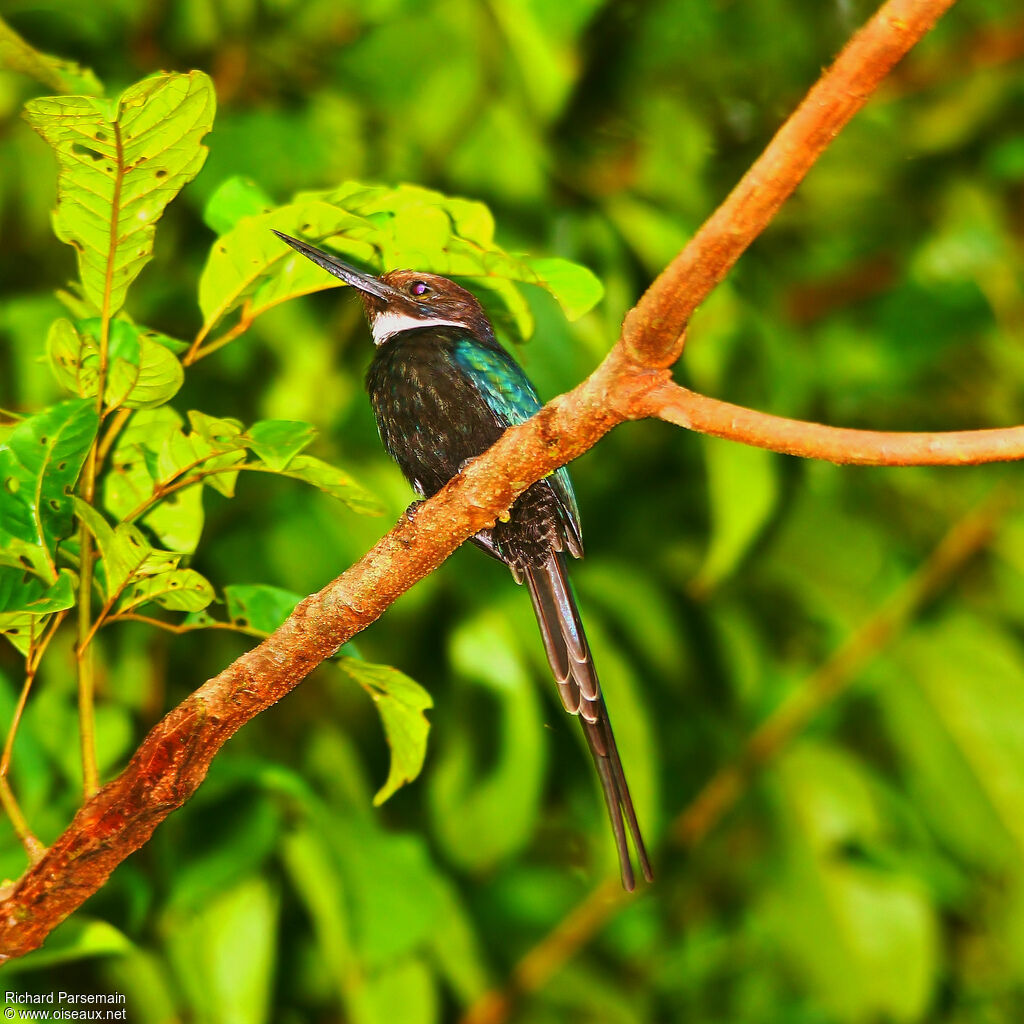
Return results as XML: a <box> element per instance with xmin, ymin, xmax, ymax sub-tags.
<box><xmin>233</xmin><ymin>617</ymin><xmax>249</xmax><ymax>627</ymax></box>
<box><xmin>57</xmin><ymin>461</ymin><xmax>67</xmax><ymax>471</ymax></box>
<box><xmin>48</xmin><ymin>499</ymin><xmax>60</xmax><ymax>511</ymax></box>
<box><xmin>71</xmin><ymin>142</ymin><xmax>103</xmax><ymax>162</ymax></box>
<box><xmin>39</xmin><ymin>435</ymin><xmax>48</xmax><ymax>445</ymax></box>
<box><xmin>95</xmin><ymin>131</ymin><xmax>106</xmax><ymax>141</ymax></box>
<box><xmin>155</xmin><ymin>169</ymin><xmax>167</xmax><ymax>179</ymax></box>
<box><xmin>18</xmin><ymin>556</ymin><xmax>31</xmax><ymax>569</ymax></box>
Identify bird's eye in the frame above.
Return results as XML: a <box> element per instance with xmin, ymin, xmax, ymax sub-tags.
<box><xmin>410</xmin><ymin>281</ymin><xmax>431</xmax><ymax>297</ymax></box>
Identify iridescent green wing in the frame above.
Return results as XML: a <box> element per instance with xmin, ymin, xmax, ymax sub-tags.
<box><xmin>452</xmin><ymin>337</ymin><xmax>582</xmax><ymax>543</ymax></box>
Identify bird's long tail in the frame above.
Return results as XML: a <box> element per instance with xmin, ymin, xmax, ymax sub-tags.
<box><xmin>524</xmin><ymin>553</ymin><xmax>653</xmax><ymax>890</ymax></box>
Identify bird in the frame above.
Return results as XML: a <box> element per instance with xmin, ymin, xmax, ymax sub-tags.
<box><xmin>273</xmin><ymin>230</ymin><xmax>653</xmax><ymax>890</ymax></box>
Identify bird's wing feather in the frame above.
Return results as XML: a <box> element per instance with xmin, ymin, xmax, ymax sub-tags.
<box><xmin>452</xmin><ymin>337</ymin><xmax>582</xmax><ymax>552</ymax></box>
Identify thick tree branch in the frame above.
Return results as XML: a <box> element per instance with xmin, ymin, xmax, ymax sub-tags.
<box><xmin>0</xmin><ymin>0</ymin><xmax>988</xmax><ymax>960</ymax></box>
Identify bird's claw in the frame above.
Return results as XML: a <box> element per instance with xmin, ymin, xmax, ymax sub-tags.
<box><xmin>404</xmin><ymin>499</ymin><xmax>424</xmax><ymax>523</ymax></box>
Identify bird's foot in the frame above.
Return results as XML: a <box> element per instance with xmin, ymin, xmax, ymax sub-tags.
<box><xmin>404</xmin><ymin>499</ymin><xmax>424</xmax><ymax>523</ymax></box>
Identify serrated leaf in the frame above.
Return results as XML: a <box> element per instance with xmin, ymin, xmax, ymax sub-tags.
<box><xmin>339</xmin><ymin>658</ymin><xmax>433</xmax><ymax>805</ymax></box>
<box><xmin>243</xmin><ymin>420</ymin><xmax>317</xmax><ymax>471</ymax></box>
<box><xmin>24</xmin><ymin>71</ymin><xmax>215</xmax><ymax>316</ymax></box>
<box><xmin>0</xmin><ymin>398</ymin><xmax>99</xmax><ymax>580</ymax></box>
<box><xmin>49</xmin><ymin>318</ymin><xmax>184</xmax><ymax>410</ymax></box>
<box><xmin>118</xmin><ymin>568</ymin><xmax>214</xmax><ymax>613</ymax></box>
<box><xmin>279</xmin><ymin>455</ymin><xmax>383</xmax><ymax>515</ymax></box>
<box><xmin>0</xmin><ymin>16</ymin><xmax>102</xmax><ymax>95</ymax></box>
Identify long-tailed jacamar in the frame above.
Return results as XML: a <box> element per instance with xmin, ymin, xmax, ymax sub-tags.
<box><xmin>274</xmin><ymin>230</ymin><xmax>653</xmax><ymax>889</ymax></box>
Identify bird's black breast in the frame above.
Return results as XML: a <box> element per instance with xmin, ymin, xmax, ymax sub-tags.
<box><xmin>365</xmin><ymin>326</ymin><xmax>578</xmax><ymax>573</ymax></box>
<box><xmin>366</xmin><ymin>327</ymin><xmax>505</xmax><ymax>497</ymax></box>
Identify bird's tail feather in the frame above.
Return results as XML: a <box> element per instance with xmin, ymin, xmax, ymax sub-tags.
<box><xmin>525</xmin><ymin>554</ymin><xmax>653</xmax><ymax>890</ymax></box>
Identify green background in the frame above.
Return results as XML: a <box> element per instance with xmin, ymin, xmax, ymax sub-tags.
<box><xmin>2</xmin><ymin>0</ymin><xmax>1024</xmax><ymax>1021</ymax></box>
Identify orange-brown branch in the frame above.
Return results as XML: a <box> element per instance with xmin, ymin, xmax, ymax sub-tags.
<box><xmin>645</xmin><ymin>382</ymin><xmax>1024</xmax><ymax>465</ymax></box>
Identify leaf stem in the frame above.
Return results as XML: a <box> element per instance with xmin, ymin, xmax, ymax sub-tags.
<box><xmin>96</xmin><ymin>408</ymin><xmax>131</xmax><ymax>468</ymax></box>
<box><xmin>75</xmin><ymin>532</ymin><xmax>99</xmax><ymax>799</ymax></box>
<box><xmin>185</xmin><ymin>303</ymin><xmax>253</xmax><ymax>366</ymax></box>
<box><xmin>108</xmin><ymin>612</ymin><xmax>263</xmax><ymax>638</ymax></box>
<box><xmin>122</xmin><ymin>459</ymin><xmax>273</xmax><ymax>524</ymax></box>
<box><xmin>71</xmin><ymin>120</ymin><xmax>126</xmax><ymax>802</ymax></box>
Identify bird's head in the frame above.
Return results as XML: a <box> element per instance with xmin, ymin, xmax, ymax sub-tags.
<box><xmin>273</xmin><ymin>231</ymin><xmax>491</xmax><ymax>345</ymax></box>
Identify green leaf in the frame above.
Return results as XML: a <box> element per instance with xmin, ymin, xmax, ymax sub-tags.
<box><xmin>118</xmin><ymin>568</ymin><xmax>215</xmax><ymax>613</ymax></box>
<box><xmin>0</xmin><ymin>16</ymin><xmax>102</xmax><ymax>95</ymax></box>
<box><xmin>765</xmin><ymin>744</ymin><xmax>939</xmax><ymax>1023</ymax></box>
<box><xmin>280</xmin><ymin>828</ymin><xmax>356</xmax><ymax>1008</ymax></box>
<box><xmin>49</xmin><ymin>318</ymin><xmax>184</xmax><ymax>410</ymax></box>
<box><xmin>223</xmin><ymin>584</ymin><xmax>302</xmax><ymax>634</ymax></box>
<box><xmin>0</xmin><ymin>398</ymin><xmax>99</xmax><ymax>580</ymax></box>
<box><xmin>74</xmin><ymin>498</ymin><xmax>180</xmax><ymax>600</ymax></box>
<box><xmin>339</xmin><ymin>658</ymin><xmax>433</xmax><ymax>806</ymax></box>
<box><xmin>0</xmin><ymin>567</ymin><xmax>75</xmax><ymax>655</ymax></box>
<box><xmin>104</xmin><ymin>408</ymin><xmax>210</xmax><ymax>554</ymax></box>
<box><xmin>278</xmin><ymin>455</ymin><xmax>383</xmax><ymax>515</ymax></box>
<box><xmin>430</xmin><ymin>607</ymin><xmax>546</xmax><ymax>868</ymax></box>
<box><xmin>243</xmin><ymin>420</ymin><xmax>317</xmax><ymax>471</ymax></box>
<box><xmin>351</xmin><ymin>957</ymin><xmax>438</xmax><ymax>1024</ymax></box>
<box><xmin>24</xmin><ymin>71</ymin><xmax>215</xmax><ymax>316</ymax></box>
<box><xmin>881</xmin><ymin>616</ymin><xmax>1024</xmax><ymax>868</ymax></box>
<box><xmin>198</xmin><ymin>199</ymin><xmax>374</xmax><ymax>344</ymax></box>
<box><xmin>524</xmin><ymin>257</ymin><xmax>605</xmax><ymax>322</ymax></box>
<box><xmin>692</xmin><ymin>438</ymin><xmax>779</xmax><ymax>594</ymax></box>
<box><xmin>165</xmin><ymin>878</ymin><xmax>278</xmax><ymax>1024</ymax></box>
<box><xmin>197</xmin><ymin>181</ymin><xmax>603</xmax><ymax>354</ymax></box>
<box><xmin>203</xmin><ymin>175</ymin><xmax>274</xmax><ymax>235</ymax></box>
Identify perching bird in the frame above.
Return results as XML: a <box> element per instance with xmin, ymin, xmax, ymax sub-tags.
<box><xmin>274</xmin><ymin>230</ymin><xmax>653</xmax><ymax>889</ymax></box>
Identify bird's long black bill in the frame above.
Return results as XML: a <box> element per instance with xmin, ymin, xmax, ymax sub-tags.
<box><xmin>525</xmin><ymin>554</ymin><xmax>653</xmax><ymax>890</ymax></box>
<box><xmin>272</xmin><ymin>230</ymin><xmax>397</xmax><ymax>301</ymax></box>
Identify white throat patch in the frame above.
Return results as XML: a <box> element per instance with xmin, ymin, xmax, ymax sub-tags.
<box><xmin>371</xmin><ymin>311</ymin><xmax>468</xmax><ymax>346</ymax></box>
